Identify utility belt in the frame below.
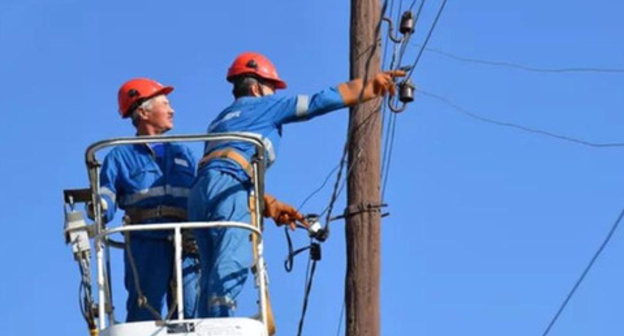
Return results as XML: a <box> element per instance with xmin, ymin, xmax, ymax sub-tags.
<box><xmin>123</xmin><ymin>205</ymin><xmax>199</xmax><ymax>255</ymax></box>
<box><xmin>198</xmin><ymin>148</ymin><xmax>253</xmax><ymax>179</ymax></box>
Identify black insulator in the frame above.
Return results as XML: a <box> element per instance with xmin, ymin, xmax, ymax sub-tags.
<box><xmin>315</xmin><ymin>228</ymin><xmax>329</xmax><ymax>242</ymax></box>
<box><xmin>398</xmin><ymin>80</ymin><xmax>415</xmax><ymax>103</ymax></box>
<box><xmin>310</xmin><ymin>243</ymin><xmax>322</xmax><ymax>261</ymax></box>
<box><xmin>399</xmin><ymin>11</ymin><xmax>415</xmax><ymax>35</ymax></box>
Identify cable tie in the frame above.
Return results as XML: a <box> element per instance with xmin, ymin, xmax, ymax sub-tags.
<box><xmin>330</xmin><ymin>202</ymin><xmax>388</xmax><ymax>221</ymax></box>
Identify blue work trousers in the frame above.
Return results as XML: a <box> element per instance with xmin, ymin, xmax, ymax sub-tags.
<box><xmin>124</xmin><ymin>234</ymin><xmax>200</xmax><ymax>322</ymax></box>
<box><xmin>188</xmin><ymin>169</ymin><xmax>253</xmax><ymax>318</ymax></box>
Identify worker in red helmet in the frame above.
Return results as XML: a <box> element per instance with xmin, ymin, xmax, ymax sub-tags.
<box><xmin>95</xmin><ymin>78</ymin><xmax>200</xmax><ymax>321</ymax></box>
<box><xmin>188</xmin><ymin>52</ymin><xmax>405</xmax><ymax>318</ymax></box>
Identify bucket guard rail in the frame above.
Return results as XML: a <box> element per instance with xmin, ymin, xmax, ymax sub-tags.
<box><xmin>64</xmin><ymin>133</ymin><xmax>270</xmax><ymax>336</ymax></box>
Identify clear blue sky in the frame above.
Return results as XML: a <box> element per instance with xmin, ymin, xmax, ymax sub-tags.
<box><xmin>1</xmin><ymin>0</ymin><xmax>623</xmax><ymax>335</ymax></box>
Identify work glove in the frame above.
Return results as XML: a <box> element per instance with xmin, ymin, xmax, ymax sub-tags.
<box><xmin>86</xmin><ymin>199</ymin><xmax>108</xmax><ymax>221</ymax></box>
<box><xmin>263</xmin><ymin>194</ymin><xmax>305</xmax><ymax>230</ymax></box>
<box><xmin>337</xmin><ymin>70</ymin><xmax>407</xmax><ymax>106</ymax></box>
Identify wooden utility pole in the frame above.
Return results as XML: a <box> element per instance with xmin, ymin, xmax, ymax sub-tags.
<box><xmin>345</xmin><ymin>0</ymin><xmax>382</xmax><ymax>335</ymax></box>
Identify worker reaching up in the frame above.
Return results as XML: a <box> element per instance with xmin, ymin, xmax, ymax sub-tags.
<box><xmin>188</xmin><ymin>52</ymin><xmax>405</xmax><ymax>318</ymax></box>
<box><xmin>96</xmin><ymin>78</ymin><xmax>200</xmax><ymax>322</ymax></box>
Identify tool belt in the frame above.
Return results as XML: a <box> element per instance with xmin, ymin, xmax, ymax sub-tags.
<box><xmin>124</xmin><ymin>205</ymin><xmax>188</xmax><ymax>223</ymax></box>
<box><xmin>198</xmin><ymin>148</ymin><xmax>254</xmax><ymax>179</ymax></box>
<box><xmin>123</xmin><ymin>206</ymin><xmax>199</xmax><ymax>255</ymax></box>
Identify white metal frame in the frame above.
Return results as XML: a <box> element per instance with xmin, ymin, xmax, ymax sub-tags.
<box><xmin>84</xmin><ymin>133</ymin><xmax>269</xmax><ymax>333</ymax></box>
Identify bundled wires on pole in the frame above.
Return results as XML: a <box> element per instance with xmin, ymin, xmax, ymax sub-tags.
<box><xmin>292</xmin><ymin>0</ymin><xmax>624</xmax><ymax>334</ymax></box>
<box><xmin>292</xmin><ymin>1</ymin><xmax>451</xmax><ymax>334</ymax></box>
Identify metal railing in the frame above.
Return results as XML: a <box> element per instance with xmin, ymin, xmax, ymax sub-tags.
<box><xmin>83</xmin><ymin>133</ymin><xmax>269</xmax><ymax>331</ymax></box>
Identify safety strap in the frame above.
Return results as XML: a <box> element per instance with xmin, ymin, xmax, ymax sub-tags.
<box><xmin>198</xmin><ymin>148</ymin><xmax>254</xmax><ymax>179</ymax></box>
<box><xmin>123</xmin><ymin>205</ymin><xmax>187</xmax><ymax>224</ymax></box>
<box><xmin>123</xmin><ymin>206</ymin><xmax>199</xmax><ymax>253</ymax></box>
<box><xmin>249</xmin><ymin>195</ymin><xmax>276</xmax><ymax>336</ymax></box>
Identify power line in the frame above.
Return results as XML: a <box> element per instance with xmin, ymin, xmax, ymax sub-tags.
<box><xmin>336</xmin><ymin>299</ymin><xmax>346</xmax><ymax>336</ymax></box>
<box><xmin>380</xmin><ymin>0</ymin><xmax>398</xmax><ymax>189</ymax></box>
<box><xmin>421</xmin><ymin>46</ymin><xmax>624</xmax><ymax>74</ymax></box>
<box><xmin>406</xmin><ymin>0</ymin><xmax>448</xmax><ymax>80</ymax></box>
<box><xmin>412</xmin><ymin>0</ymin><xmax>427</xmax><ymax>23</ymax></box>
<box><xmin>381</xmin><ymin>114</ymin><xmax>398</xmax><ymax>200</ymax></box>
<box><xmin>381</xmin><ymin>0</ymin><xmax>408</xmax><ymax>201</ymax></box>
<box><xmin>299</xmin><ymin>3</ymin><xmax>391</xmax><ymax>335</ymax></box>
<box><xmin>420</xmin><ymin>90</ymin><xmax>624</xmax><ymax>148</ymax></box>
<box><xmin>541</xmin><ymin>204</ymin><xmax>624</xmax><ymax>336</ymax></box>
<box><xmin>382</xmin><ymin>0</ymin><xmax>429</xmax><ymax>198</ymax></box>
<box><xmin>323</xmin><ymin>0</ymin><xmax>390</xmax><ymax>230</ymax></box>
<box><xmin>298</xmin><ymin>163</ymin><xmax>340</xmax><ymax>212</ymax></box>
<box><xmin>296</xmin><ymin>257</ymin><xmax>319</xmax><ymax>336</ymax></box>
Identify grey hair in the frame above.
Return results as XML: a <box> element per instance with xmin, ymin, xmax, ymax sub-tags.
<box><xmin>130</xmin><ymin>96</ymin><xmax>157</xmax><ymax>127</ymax></box>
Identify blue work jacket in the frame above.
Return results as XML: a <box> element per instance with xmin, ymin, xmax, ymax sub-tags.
<box><xmin>202</xmin><ymin>87</ymin><xmax>346</xmax><ymax>181</ymax></box>
<box><xmin>99</xmin><ymin>143</ymin><xmax>196</xmax><ymax>235</ymax></box>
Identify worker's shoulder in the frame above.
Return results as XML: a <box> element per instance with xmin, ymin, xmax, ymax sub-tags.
<box><xmin>242</xmin><ymin>95</ymin><xmax>297</xmax><ymax>114</ymax></box>
<box><xmin>104</xmin><ymin>144</ymin><xmax>138</xmax><ymax>158</ymax></box>
<box><xmin>167</xmin><ymin>142</ymin><xmax>193</xmax><ymax>155</ymax></box>
<box><xmin>237</xmin><ymin>95</ymin><xmax>294</xmax><ymax>107</ymax></box>
<box><xmin>103</xmin><ymin>144</ymin><xmax>153</xmax><ymax>164</ymax></box>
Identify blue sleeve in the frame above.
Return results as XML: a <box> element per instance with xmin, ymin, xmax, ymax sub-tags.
<box><xmin>99</xmin><ymin>153</ymin><xmax>119</xmax><ymax>223</ymax></box>
<box><xmin>183</xmin><ymin>146</ymin><xmax>197</xmax><ymax>176</ymax></box>
<box><xmin>271</xmin><ymin>87</ymin><xmax>347</xmax><ymax>125</ymax></box>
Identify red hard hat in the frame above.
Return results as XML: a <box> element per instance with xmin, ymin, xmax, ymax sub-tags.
<box><xmin>117</xmin><ymin>78</ymin><xmax>174</xmax><ymax>118</ymax></box>
<box><xmin>226</xmin><ymin>52</ymin><xmax>287</xmax><ymax>89</ymax></box>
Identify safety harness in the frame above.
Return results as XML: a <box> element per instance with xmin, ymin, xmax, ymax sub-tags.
<box><xmin>123</xmin><ymin>207</ymin><xmax>198</xmax><ymax>255</ymax></box>
<box><xmin>124</xmin><ymin>205</ymin><xmax>187</xmax><ymax>223</ymax></box>
<box><xmin>198</xmin><ymin>148</ymin><xmax>255</xmax><ymax>178</ymax></box>
<box><xmin>199</xmin><ymin>147</ymin><xmax>276</xmax><ymax>335</ymax></box>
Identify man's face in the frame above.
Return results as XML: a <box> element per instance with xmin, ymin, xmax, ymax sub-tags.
<box><xmin>141</xmin><ymin>94</ymin><xmax>174</xmax><ymax>134</ymax></box>
<box><xmin>260</xmin><ymin>81</ymin><xmax>276</xmax><ymax>96</ymax></box>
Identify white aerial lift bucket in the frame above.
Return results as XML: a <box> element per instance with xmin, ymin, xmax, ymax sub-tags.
<box><xmin>63</xmin><ymin>133</ymin><xmax>272</xmax><ymax>336</ymax></box>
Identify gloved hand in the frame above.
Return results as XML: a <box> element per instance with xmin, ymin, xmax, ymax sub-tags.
<box><xmin>263</xmin><ymin>194</ymin><xmax>305</xmax><ymax>230</ymax></box>
<box><xmin>337</xmin><ymin>70</ymin><xmax>407</xmax><ymax>106</ymax></box>
<box><xmin>86</xmin><ymin>199</ymin><xmax>108</xmax><ymax>221</ymax></box>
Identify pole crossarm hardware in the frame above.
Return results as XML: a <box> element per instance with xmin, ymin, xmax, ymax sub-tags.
<box><xmin>331</xmin><ymin>202</ymin><xmax>389</xmax><ymax>221</ymax></box>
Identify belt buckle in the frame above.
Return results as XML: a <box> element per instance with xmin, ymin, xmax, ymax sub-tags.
<box><xmin>155</xmin><ymin>205</ymin><xmax>163</xmax><ymax>218</ymax></box>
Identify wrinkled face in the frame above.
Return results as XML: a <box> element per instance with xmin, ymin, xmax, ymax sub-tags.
<box><xmin>139</xmin><ymin>94</ymin><xmax>174</xmax><ymax>135</ymax></box>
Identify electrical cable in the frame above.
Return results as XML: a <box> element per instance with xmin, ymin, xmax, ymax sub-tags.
<box><xmin>406</xmin><ymin>0</ymin><xmax>448</xmax><ymax>80</ymax></box>
<box><xmin>336</xmin><ymin>300</ymin><xmax>346</xmax><ymax>336</ymax></box>
<box><xmin>381</xmin><ymin>114</ymin><xmax>398</xmax><ymax>200</ymax></box>
<box><xmin>413</xmin><ymin>0</ymin><xmax>427</xmax><ymax>23</ymax></box>
<box><xmin>323</xmin><ymin>4</ymin><xmax>388</xmax><ymax>232</ymax></box>
<box><xmin>284</xmin><ymin>228</ymin><xmax>314</xmax><ymax>272</ymax></box>
<box><xmin>297</xmin><ymin>163</ymin><xmax>341</xmax><ymax>212</ymax></box>
<box><xmin>420</xmin><ymin>89</ymin><xmax>624</xmax><ymax>148</ymax></box>
<box><xmin>298</xmin><ymin>2</ymin><xmax>391</xmax><ymax>335</ymax></box>
<box><xmin>408</xmin><ymin>0</ymin><xmax>423</xmax><ymax>12</ymax></box>
<box><xmin>382</xmin><ymin>0</ymin><xmax>428</xmax><ymax>199</ymax></box>
<box><xmin>295</xmin><ymin>0</ymin><xmax>450</xmax><ymax>332</ymax></box>
<box><xmin>421</xmin><ymin>46</ymin><xmax>624</xmax><ymax>74</ymax></box>
<box><xmin>380</xmin><ymin>0</ymin><xmax>398</xmax><ymax>183</ymax></box>
<box><xmin>541</xmin><ymin>204</ymin><xmax>624</xmax><ymax>336</ymax></box>
<box><xmin>296</xmin><ymin>259</ymin><xmax>319</xmax><ymax>336</ymax></box>
<box><xmin>320</xmin><ymin>147</ymin><xmax>363</xmax><ymax>217</ymax></box>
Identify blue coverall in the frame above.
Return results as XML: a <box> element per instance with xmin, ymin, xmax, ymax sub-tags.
<box><xmin>188</xmin><ymin>88</ymin><xmax>347</xmax><ymax>317</ymax></box>
<box><xmin>100</xmin><ymin>143</ymin><xmax>200</xmax><ymax>322</ymax></box>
